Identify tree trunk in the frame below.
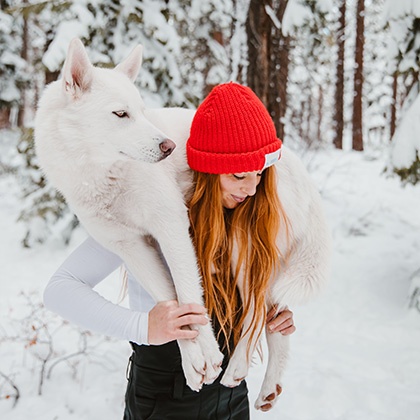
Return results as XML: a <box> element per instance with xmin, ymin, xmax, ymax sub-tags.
<box><xmin>270</xmin><ymin>8</ymin><xmax>289</xmax><ymax>141</ymax></box>
<box><xmin>0</xmin><ymin>107</ymin><xmax>11</xmax><ymax>129</ymax></box>
<box><xmin>317</xmin><ymin>85</ymin><xmax>323</xmax><ymax>143</ymax></box>
<box><xmin>333</xmin><ymin>0</ymin><xmax>346</xmax><ymax>149</ymax></box>
<box><xmin>352</xmin><ymin>0</ymin><xmax>365</xmax><ymax>151</ymax></box>
<box><xmin>246</xmin><ymin>0</ymin><xmax>289</xmax><ymax>140</ymax></box>
<box><xmin>17</xmin><ymin>0</ymin><xmax>29</xmax><ymax>127</ymax></box>
<box><xmin>390</xmin><ymin>72</ymin><xmax>398</xmax><ymax>140</ymax></box>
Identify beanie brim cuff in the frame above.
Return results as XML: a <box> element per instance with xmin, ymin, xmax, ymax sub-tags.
<box><xmin>187</xmin><ymin>141</ymin><xmax>282</xmax><ymax>174</ymax></box>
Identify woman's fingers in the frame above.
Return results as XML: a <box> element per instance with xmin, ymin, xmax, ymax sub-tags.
<box><xmin>148</xmin><ymin>301</ymin><xmax>208</xmax><ymax>345</ymax></box>
<box><xmin>266</xmin><ymin>307</ymin><xmax>277</xmax><ymax>323</ymax></box>
<box><xmin>266</xmin><ymin>307</ymin><xmax>296</xmax><ymax>335</ymax></box>
<box><xmin>173</xmin><ymin>302</ymin><xmax>207</xmax><ymax>318</ymax></box>
<box><xmin>175</xmin><ymin>328</ymin><xmax>199</xmax><ymax>340</ymax></box>
<box><xmin>279</xmin><ymin>325</ymin><xmax>296</xmax><ymax>335</ymax></box>
<box><xmin>174</xmin><ymin>314</ymin><xmax>208</xmax><ymax>328</ymax></box>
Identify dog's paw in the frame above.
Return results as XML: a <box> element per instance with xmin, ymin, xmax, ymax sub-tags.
<box><xmin>195</xmin><ymin>324</ymin><xmax>224</xmax><ymax>384</ymax></box>
<box><xmin>254</xmin><ymin>382</ymin><xmax>283</xmax><ymax>411</ymax></box>
<box><xmin>202</xmin><ymin>351</ymin><xmax>224</xmax><ymax>385</ymax></box>
<box><xmin>178</xmin><ymin>340</ymin><xmax>206</xmax><ymax>391</ymax></box>
<box><xmin>220</xmin><ymin>353</ymin><xmax>249</xmax><ymax>388</ymax></box>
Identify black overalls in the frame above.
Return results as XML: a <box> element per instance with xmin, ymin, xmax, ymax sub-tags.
<box><xmin>123</xmin><ymin>339</ymin><xmax>249</xmax><ymax>420</ymax></box>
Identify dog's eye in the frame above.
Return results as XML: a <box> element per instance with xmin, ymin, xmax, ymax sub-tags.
<box><xmin>113</xmin><ymin>110</ymin><xmax>128</xmax><ymax>118</ymax></box>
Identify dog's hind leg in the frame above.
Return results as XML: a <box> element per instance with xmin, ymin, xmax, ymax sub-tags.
<box><xmin>254</xmin><ymin>324</ymin><xmax>289</xmax><ymax>411</ymax></box>
<box><xmin>220</xmin><ymin>300</ymin><xmax>261</xmax><ymax>388</ymax></box>
<box><xmin>220</xmin><ymin>274</ymin><xmax>261</xmax><ymax>388</ymax></box>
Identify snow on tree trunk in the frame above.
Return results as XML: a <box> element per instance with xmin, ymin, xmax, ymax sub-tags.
<box><xmin>390</xmin><ymin>92</ymin><xmax>420</xmax><ymax>184</ymax></box>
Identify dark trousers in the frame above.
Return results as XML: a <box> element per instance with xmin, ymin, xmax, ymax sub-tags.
<box><xmin>123</xmin><ymin>341</ymin><xmax>249</xmax><ymax>420</ymax></box>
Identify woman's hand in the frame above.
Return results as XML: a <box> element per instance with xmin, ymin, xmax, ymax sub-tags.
<box><xmin>148</xmin><ymin>300</ymin><xmax>209</xmax><ymax>345</ymax></box>
<box><xmin>266</xmin><ymin>306</ymin><xmax>296</xmax><ymax>335</ymax></box>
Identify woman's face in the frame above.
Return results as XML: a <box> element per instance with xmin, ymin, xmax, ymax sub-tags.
<box><xmin>219</xmin><ymin>171</ymin><xmax>263</xmax><ymax>209</ymax></box>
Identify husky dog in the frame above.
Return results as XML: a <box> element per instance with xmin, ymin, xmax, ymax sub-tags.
<box><xmin>35</xmin><ymin>38</ymin><xmax>330</xmax><ymax>410</ymax></box>
<box><xmin>35</xmin><ymin>38</ymin><xmax>223</xmax><ymax>392</ymax></box>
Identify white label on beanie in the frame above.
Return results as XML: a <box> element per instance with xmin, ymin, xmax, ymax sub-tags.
<box><xmin>263</xmin><ymin>148</ymin><xmax>282</xmax><ymax>169</ymax></box>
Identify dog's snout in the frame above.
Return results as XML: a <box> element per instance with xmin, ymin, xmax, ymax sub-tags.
<box><xmin>159</xmin><ymin>139</ymin><xmax>176</xmax><ymax>158</ymax></box>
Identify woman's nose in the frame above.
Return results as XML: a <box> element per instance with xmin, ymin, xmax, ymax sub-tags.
<box><xmin>241</xmin><ymin>177</ymin><xmax>258</xmax><ymax>196</ymax></box>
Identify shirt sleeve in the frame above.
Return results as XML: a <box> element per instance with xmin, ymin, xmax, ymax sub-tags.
<box><xmin>43</xmin><ymin>236</ymin><xmax>149</xmax><ymax>345</ymax></box>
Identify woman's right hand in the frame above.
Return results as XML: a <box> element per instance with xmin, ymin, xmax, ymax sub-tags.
<box><xmin>148</xmin><ymin>300</ymin><xmax>209</xmax><ymax>345</ymax></box>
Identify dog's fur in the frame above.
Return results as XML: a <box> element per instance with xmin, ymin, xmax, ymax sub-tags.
<box><xmin>35</xmin><ymin>39</ymin><xmax>331</xmax><ymax>410</ymax></box>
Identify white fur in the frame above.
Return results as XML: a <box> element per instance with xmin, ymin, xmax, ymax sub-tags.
<box><xmin>35</xmin><ymin>39</ymin><xmax>331</xmax><ymax>408</ymax></box>
<box><xmin>35</xmin><ymin>38</ymin><xmax>223</xmax><ymax>392</ymax></box>
<box><xmin>220</xmin><ymin>148</ymin><xmax>332</xmax><ymax>410</ymax></box>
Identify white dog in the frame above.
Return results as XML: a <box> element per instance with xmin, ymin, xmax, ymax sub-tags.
<box><xmin>35</xmin><ymin>38</ymin><xmax>331</xmax><ymax>410</ymax></box>
<box><xmin>35</xmin><ymin>38</ymin><xmax>223</xmax><ymax>393</ymax></box>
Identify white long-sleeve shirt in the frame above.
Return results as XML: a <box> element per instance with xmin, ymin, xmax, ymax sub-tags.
<box><xmin>43</xmin><ymin>236</ymin><xmax>156</xmax><ymax>345</ymax></box>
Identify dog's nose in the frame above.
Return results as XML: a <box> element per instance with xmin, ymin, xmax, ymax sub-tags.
<box><xmin>159</xmin><ymin>139</ymin><xmax>176</xmax><ymax>158</ymax></box>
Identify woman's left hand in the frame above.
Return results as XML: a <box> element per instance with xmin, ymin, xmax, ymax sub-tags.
<box><xmin>266</xmin><ymin>306</ymin><xmax>296</xmax><ymax>335</ymax></box>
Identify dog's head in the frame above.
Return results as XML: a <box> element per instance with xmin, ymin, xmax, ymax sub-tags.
<box><xmin>58</xmin><ymin>38</ymin><xmax>175</xmax><ymax>163</ymax></box>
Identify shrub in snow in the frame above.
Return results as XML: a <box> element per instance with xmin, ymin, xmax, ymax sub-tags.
<box><xmin>385</xmin><ymin>1</ymin><xmax>420</xmax><ymax>184</ymax></box>
<box><xmin>408</xmin><ymin>269</ymin><xmax>420</xmax><ymax>313</ymax></box>
<box><xmin>393</xmin><ymin>157</ymin><xmax>420</xmax><ymax>185</ymax></box>
<box><xmin>16</xmin><ymin>128</ymin><xmax>78</xmax><ymax>248</ymax></box>
<box><xmin>0</xmin><ymin>291</ymin><xmax>114</xmax><ymax>403</ymax></box>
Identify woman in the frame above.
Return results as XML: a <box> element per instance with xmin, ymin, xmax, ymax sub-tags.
<box><xmin>44</xmin><ymin>83</ymin><xmax>299</xmax><ymax>419</ymax></box>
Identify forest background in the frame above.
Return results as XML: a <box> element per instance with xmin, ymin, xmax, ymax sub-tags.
<box><xmin>0</xmin><ymin>0</ymin><xmax>419</xmax><ymax>419</ymax></box>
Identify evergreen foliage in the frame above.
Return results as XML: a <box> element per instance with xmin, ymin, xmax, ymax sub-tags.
<box><xmin>1</xmin><ymin>0</ymin><xmax>420</xmax><ymax>246</ymax></box>
<box><xmin>385</xmin><ymin>1</ymin><xmax>420</xmax><ymax>182</ymax></box>
<box><xmin>284</xmin><ymin>0</ymin><xmax>335</xmax><ymax>148</ymax></box>
<box><xmin>393</xmin><ymin>156</ymin><xmax>420</xmax><ymax>186</ymax></box>
<box><xmin>0</xmin><ymin>7</ymin><xmax>28</xmax><ymax>116</ymax></box>
<box><xmin>16</xmin><ymin>127</ymin><xmax>78</xmax><ymax>247</ymax></box>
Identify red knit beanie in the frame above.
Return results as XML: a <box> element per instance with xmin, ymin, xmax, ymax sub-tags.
<box><xmin>187</xmin><ymin>82</ymin><xmax>282</xmax><ymax>174</ymax></box>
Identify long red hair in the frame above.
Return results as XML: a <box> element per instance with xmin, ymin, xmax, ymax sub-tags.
<box><xmin>188</xmin><ymin>166</ymin><xmax>289</xmax><ymax>357</ymax></box>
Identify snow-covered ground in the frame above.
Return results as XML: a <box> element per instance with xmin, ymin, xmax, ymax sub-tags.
<box><xmin>1</xmin><ymin>146</ymin><xmax>419</xmax><ymax>419</ymax></box>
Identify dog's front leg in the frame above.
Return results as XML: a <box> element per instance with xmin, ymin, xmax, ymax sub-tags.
<box><xmin>112</xmin><ymin>236</ymin><xmax>219</xmax><ymax>391</ymax></box>
<box><xmin>254</xmin><ymin>307</ymin><xmax>289</xmax><ymax>411</ymax></box>
<box><xmin>110</xmin><ymin>236</ymin><xmax>177</xmax><ymax>302</ymax></box>
<box><xmin>148</xmin><ymin>211</ymin><xmax>224</xmax><ymax>390</ymax></box>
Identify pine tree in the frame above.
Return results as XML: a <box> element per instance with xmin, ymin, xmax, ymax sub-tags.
<box><xmin>177</xmin><ymin>0</ymin><xmax>235</xmax><ymax>104</ymax></box>
<box><xmin>363</xmin><ymin>0</ymin><xmax>393</xmax><ymax>150</ymax></box>
<box><xmin>385</xmin><ymin>1</ymin><xmax>420</xmax><ymax>183</ymax></box>
<box><xmin>246</xmin><ymin>0</ymin><xmax>290</xmax><ymax>139</ymax></box>
<box><xmin>10</xmin><ymin>0</ymin><xmax>192</xmax><ymax>246</ymax></box>
<box><xmin>283</xmin><ymin>0</ymin><xmax>335</xmax><ymax>147</ymax></box>
<box><xmin>0</xmin><ymin>3</ymin><xmax>29</xmax><ymax>128</ymax></box>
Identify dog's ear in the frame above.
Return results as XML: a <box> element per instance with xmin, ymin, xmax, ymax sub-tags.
<box><xmin>115</xmin><ymin>45</ymin><xmax>143</xmax><ymax>82</ymax></box>
<box><xmin>62</xmin><ymin>38</ymin><xmax>93</xmax><ymax>99</ymax></box>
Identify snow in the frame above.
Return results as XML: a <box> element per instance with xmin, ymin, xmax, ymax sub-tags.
<box><xmin>282</xmin><ymin>0</ymin><xmax>314</xmax><ymax>35</ymax></box>
<box><xmin>383</xmin><ymin>0</ymin><xmax>420</xmax><ymax>20</ymax></box>
<box><xmin>1</xmin><ymin>144</ymin><xmax>419</xmax><ymax>419</ymax></box>
<box><xmin>42</xmin><ymin>20</ymin><xmax>90</xmax><ymax>71</ymax></box>
<box><xmin>391</xmin><ymin>92</ymin><xmax>420</xmax><ymax>168</ymax></box>
<box><xmin>282</xmin><ymin>0</ymin><xmax>335</xmax><ymax>35</ymax></box>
